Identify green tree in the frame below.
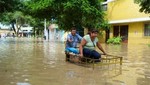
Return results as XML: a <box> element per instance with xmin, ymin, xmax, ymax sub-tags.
<box><xmin>134</xmin><ymin>0</ymin><xmax>150</xmax><ymax>13</ymax></box>
<box><xmin>0</xmin><ymin>0</ymin><xmax>45</xmax><ymax>37</ymax></box>
<box><xmin>3</xmin><ymin>11</ymin><xmax>26</xmax><ymax>36</ymax></box>
<box><xmin>0</xmin><ymin>0</ymin><xmax>23</xmax><ymax>13</ymax></box>
<box><xmin>1</xmin><ymin>11</ymin><xmax>37</xmax><ymax>36</ymax></box>
<box><xmin>30</xmin><ymin>18</ymin><xmax>46</xmax><ymax>37</ymax></box>
<box><xmin>25</xmin><ymin>0</ymin><xmax>107</xmax><ymax>31</ymax></box>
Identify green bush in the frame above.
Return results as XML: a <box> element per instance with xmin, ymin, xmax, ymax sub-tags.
<box><xmin>107</xmin><ymin>36</ymin><xmax>122</xmax><ymax>44</ymax></box>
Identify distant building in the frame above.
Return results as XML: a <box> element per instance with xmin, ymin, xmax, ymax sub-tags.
<box><xmin>0</xmin><ymin>23</ymin><xmax>33</xmax><ymax>37</ymax></box>
<box><xmin>19</xmin><ymin>24</ymin><xmax>33</xmax><ymax>37</ymax></box>
<box><xmin>0</xmin><ymin>23</ymin><xmax>13</xmax><ymax>37</ymax></box>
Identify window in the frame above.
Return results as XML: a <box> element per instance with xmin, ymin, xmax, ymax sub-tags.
<box><xmin>102</xmin><ymin>4</ymin><xmax>107</xmax><ymax>11</ymax></box>
<box><xmin>102</xmin><ymin>0</ymin><xmax>108</xmax><ymax>11</ymax></box>
<box><xmin>144</xmin><ymin>24</ymin><xmax>150</xmax><ymax>36</ymax></box>
<box><xmin>23</xmin><ymin>30</ymin><xmax>28</xmax><ymax>31</ymax></box>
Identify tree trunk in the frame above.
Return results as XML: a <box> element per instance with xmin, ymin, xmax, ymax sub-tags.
<box><xmin>11</xmin><ymin>23</ymin><xmax>16</xmax><ymax>34</ymax></box>
<box><xmin>16</xmin><ymin>25</ymin><xmax>22</xmax><ymax>37</ymax></box>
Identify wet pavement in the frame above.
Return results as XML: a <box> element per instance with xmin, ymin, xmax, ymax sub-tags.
<box><xmin>0</xmin><ymin>37</ymin><xmax>150</xmax><ymax>85</ymax></box>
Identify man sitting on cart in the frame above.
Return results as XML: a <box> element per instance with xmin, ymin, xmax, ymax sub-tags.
<box><xmin>65</xmin><ymin>26</ymin><xmax>82</xmax><ymax>61</ymax></box>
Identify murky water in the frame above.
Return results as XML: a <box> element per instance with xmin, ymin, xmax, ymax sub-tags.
<box><xmin>0</xmin><ymin>38</ymin><xmax>150</xmax><ymax>85</ymax></box>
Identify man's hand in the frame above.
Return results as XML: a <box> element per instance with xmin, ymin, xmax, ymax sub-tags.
<box><xmin>68</xmin><ymin>39</ymin><xmax>73</xmax><ymax>42</ymax></box>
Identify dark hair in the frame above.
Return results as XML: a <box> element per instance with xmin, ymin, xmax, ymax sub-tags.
<box><xmin>71</xmin><ymin>26</ymin><xmax>76</xmax><ymax>31</ymax></box>
<box><xmin>91</xmin><ymin>29</ymin><xmax>98</xmax><ymax>33</ymax></box>
<box><xmin>89</xmin><ymin>28</ymin><xmax>99</xmax><ymax>33</ymax></box>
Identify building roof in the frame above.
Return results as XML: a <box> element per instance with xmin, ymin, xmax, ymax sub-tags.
<box><xmin>102</xmin><ymin>0</ymin><xmax>115</xmax><ymax>5</ymax></box>
<box><xmin>109</xmin><ymin>17</ymin><xmax>150</xmax><ymax>24</ymax></box>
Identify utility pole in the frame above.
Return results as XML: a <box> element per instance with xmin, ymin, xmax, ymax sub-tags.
<box><xmin>44</xmin><ymin>18</ymin><xmax>47</xmax><ymax>40</ymax></box>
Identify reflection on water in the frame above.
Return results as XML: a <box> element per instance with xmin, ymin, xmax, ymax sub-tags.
<box><xmin>17</xmin><ymin>83</ymin><xmax>31</xmax><ymax>85</ymax></box>
<box><xmin>0</xmin><ymin>38</ymin><xmax>150</xmax><ymax>85</ymax></box>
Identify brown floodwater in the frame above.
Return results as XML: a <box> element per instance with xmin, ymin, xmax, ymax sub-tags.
<box><xmin>0</xmin><ymin>38</ymin><xmax>150</xmax><ymax>85</ymax></box>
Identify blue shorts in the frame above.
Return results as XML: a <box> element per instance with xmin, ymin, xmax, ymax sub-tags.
<box><xmin>65</xmin><ymin>47</ymin><xmax>79</xmax><ymax>54</ymax></box>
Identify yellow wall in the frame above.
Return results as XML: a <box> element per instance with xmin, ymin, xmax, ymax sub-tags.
<box><xmin>107</xmin><ymin>0</ymin><xmax>150</xmax><ymax>21</ymax></box>
<box><xmin>128</xmin><ymin>22</ymin><xmax>143</xmax><ymax>38</ymax></box>
<box><xmin>128</xmin><ymin>22</ymin><xmax>150</xmax><ymax>44</ymax></box>
<box><xmin>98</xmin><ymin>31</ymin><xmax>106</xmax><ymax>43</ymax></box>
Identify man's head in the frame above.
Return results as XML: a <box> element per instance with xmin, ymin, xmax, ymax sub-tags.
<box><xmin>71</xmin><ymin>26</ymin><xmax>77</xmax><ymax>36</ymax></box>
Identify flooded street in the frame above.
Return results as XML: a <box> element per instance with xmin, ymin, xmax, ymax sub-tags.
<box><xmin>0</xmin><ymin>38</ymin><xmax>150</xmax><ymax>85</ymax></box>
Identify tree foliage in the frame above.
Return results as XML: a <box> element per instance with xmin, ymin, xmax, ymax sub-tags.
<box><xmin>0</xmin><ymin>0</ymin><xmax>109</xmax><ymax>37</ymax></box>
<box><xmin>134</xmin><ymin>0</ymin><xmax>150</xmax><ymax>13</ymax></box>
<box><xmin>0</xmin><ymin>0</ymin><xmax>45</xmax><ymax>37</ymax></box>
<box><xmin>0</xmin><ymin>0</ymin><xmax>23</xmax><ymax>13</ymax></box>
<box><xmin>1</xmin><ymin>11</ymin><xmax>43</xmax><ymax>36</ymax></box>
<box><xmin>1</xmin><ymin>11</ymin><xmax>28</xmax><ymax>35</ymax></box>
<box><xmin>25</xmin><ymin>0</ymin><xmax>107</xmax><ymax>31</ymax></box>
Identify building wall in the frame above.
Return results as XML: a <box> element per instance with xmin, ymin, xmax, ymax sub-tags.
<box><xmin>98</xmin><ymin>31</ymin><xmax>106</xmax><ymax>43</ymax></box>
<box><xmin>128</xmin><ymin>22</ymin><xmax>150</xmax><ymax>44</ymax></box>
<box><xmin>107</xmin><ymin>0</ymin><xmax>150</xmax><ymax>20</ymax></box>
<box><xmin>106</xmin><ymin>0</ymin><xmax>150</xmax><ymax>44</ymax></box>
